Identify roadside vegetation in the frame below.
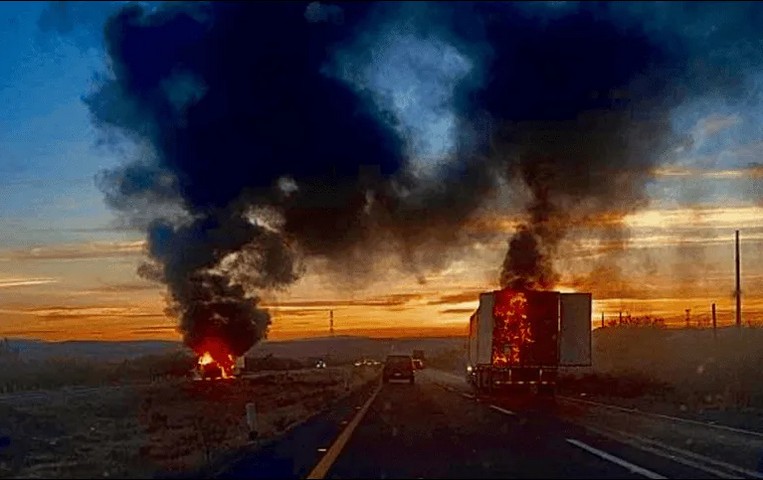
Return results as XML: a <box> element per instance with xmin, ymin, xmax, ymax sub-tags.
<box><xmin>559</xmin><ymin>324</ymin><xmax>763</xmax><ymax>412</ymax></box>
<box><xmin>411</xmin><ymin>322</ymin><xmax>763</xmax><ymax>413</ymax></box>
<box><xmin>0</xmin><ymin>345</ymin><xmax>379</xmax><ymax>479</ymax></box>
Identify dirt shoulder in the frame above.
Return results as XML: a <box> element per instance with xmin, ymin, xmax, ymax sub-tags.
<box><xmin>0</xmin><ymin>366</ymin><xmax>379</xmax><ymax>479</ymax></box>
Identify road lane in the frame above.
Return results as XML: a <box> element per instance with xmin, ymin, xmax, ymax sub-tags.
<box><xmin>424</xmin><ymin>369</ymin><xmax>763</xmax><ymax>478</ymax></box>
<box><xmin>324</xmin><ymin>374</ymin><xmax>651</xmax><ymax>479</ymax></box>
<box><xmin>217</xmin><ymin>368</ymin><xmax>761</xmax><ymax>478</ymax></box>
<box><xmin>213</xmin><ymin>382</ymin><xmax>379</xmax><ymax>480</ymax></box>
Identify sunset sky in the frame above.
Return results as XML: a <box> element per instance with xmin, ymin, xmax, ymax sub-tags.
<box><xmin>1</xmin><ymin>2</ymin><xmax>763</xmax><ymax>343</ymax></box>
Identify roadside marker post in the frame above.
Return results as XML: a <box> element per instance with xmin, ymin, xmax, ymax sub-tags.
<box><xmin>246</xmin><ymin>402</ymin><xmax>258</xmax><ymax>441</ymax></box>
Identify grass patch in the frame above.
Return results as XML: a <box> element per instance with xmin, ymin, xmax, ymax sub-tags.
<box><xmin>0</xmin><ymin>355</ymin><xmax>378</xmax><ymax>479</ymax></box>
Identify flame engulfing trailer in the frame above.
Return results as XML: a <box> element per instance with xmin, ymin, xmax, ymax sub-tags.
<box><xmin>467</xmin><ymin>289</ymin><xmax>592</xmax><ymax>395</ymax></box>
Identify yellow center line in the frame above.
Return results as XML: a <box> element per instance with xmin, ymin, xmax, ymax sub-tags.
<box><xmin>305</xmin><ymin>383</ymin><xmax>382</xmax><ymax>479</ymax></box>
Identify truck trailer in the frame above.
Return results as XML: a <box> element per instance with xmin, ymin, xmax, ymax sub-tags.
<box><xmin>467</xmin><ymin>288</ymin><xmax>592</xmax><ymax>395</ymax></box>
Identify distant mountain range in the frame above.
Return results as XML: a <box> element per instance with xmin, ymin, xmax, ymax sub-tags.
<box><xmin>3</xmin><ymin>335</ymin><xmax>466</xmax><ymax>362</ymax></box>
<box><xmin>3</xmin><ymin>339</ymin><xmax>184</xmax><ymax>362</ymax></box>
<box><xmin>251</xmin><ymin>335</ymin><xmax>466</xmax><ymax>363</ymax></box>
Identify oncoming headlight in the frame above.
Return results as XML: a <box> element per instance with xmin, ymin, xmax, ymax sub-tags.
<box><xmin>466</xmin><ymin>365</ymin><xmax>473</xmax><ymax>373</ymax></box>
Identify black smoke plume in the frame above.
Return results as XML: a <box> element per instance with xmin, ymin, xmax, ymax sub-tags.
<box><xmin>87</xmin><ymin>2</ymin><xmax>504</xmax><ymax>357</ymax></box>
<box><xmin>87</xmin><ymin>2</ymin><xmax>405</xmax><ymax>357</ymax></box>
<box><xmin>86</xmin><ymin>2</ymin><xmax>759</xmax><ymax>353</ymax></box>
<box><xmin>454</xmin><ymin>3</ymin><xmax>683</xmax><ymax>290</ymax></box>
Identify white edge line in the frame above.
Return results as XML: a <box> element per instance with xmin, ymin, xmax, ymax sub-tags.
<box><xmin>461</xmin><ymin>393</ymin><xmax>475</xmax><ymax>399</ymax></box>
<box><xmin>615</xmin><ymin>437</ymin><xmax>739</xmax><ymax>479</ymax></box>
<box><xmin>560</xmin><ymin>395</ymin><xmax>763</xmax><ymax>439</ymax></box>
<box><xmin>602</xmin><ymin>426</ymin><xmax>763</xmax><ymax>479</ymax></box>
<box><xmin>565</xmin><ymin>438</ymin><xmax>666</xmax><ymax>479</ymax></box>
<box><xmin>489</xmin><ymin>404</ymin><xmax>516</xmax><ymax>416</ymax></box>
<box><xmin>584</xmin><ymin>426</ymin><xmax>737</xmax><ymax>479</ymax></box>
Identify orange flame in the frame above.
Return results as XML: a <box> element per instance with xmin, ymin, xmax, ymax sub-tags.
<box><xmin>492</xmin><ymin>290</ymin><xmax>534</xmax><ymax>366</ymax></box>
<box><xmin>198</xmin><ymin>352</ymin><xmax>215</xmax><ymax>366</ymax></box>
<box><xmin>197</xmin><ymin>351</ymin><xmax>235</xmax><ymax>380</ymax></box>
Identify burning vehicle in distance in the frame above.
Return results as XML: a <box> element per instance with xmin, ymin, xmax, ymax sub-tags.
<box><xmin>467</xmin><ymin>288</ymin><xmax>592</xmax><ymax>395</ymax></box>
<box><xmin>193</xmin><ymin>348</ymin><xmax>239</xmax><ymax>381</ymax></box>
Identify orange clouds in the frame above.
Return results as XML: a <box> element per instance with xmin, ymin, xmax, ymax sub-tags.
<box><xmin>2</xmin><ymin>204</ymin><xmax>763</xmax><ymax>342</ymax></box>
<box><xmin>0</xmin><ymin>240</ymin><xmax>145</xmax><ymax>261</ymax></box>
<box><xmin>0</xmin><ymin>277</ymin><xmax>59</xmax><ymax>288</ymax></box>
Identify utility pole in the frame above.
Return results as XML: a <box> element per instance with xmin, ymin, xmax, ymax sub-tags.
<box><xmin>735</xmin><ymin>230</ymin><xmax>742</xmax><ymax>329</ymax></box>
<box><xmin>329</xmin><ymin>310</ymin><xmax>334</xmax><ymax>336</ymax></box>
<box><xmin>685</xmin><ymin>309</ymin><xmax>691</xmax><ymax>328</ymax></box>
<box><xmin>601</xmin><ymin>312</ymin><xmax>605</xmax><ymax>329</ymax></box>
<box><xmin>712</xmin><ymin>303</ymin><xmax>717</xmax><ymax>340</ymax></box>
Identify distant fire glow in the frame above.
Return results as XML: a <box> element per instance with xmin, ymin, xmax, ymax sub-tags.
<box><xmin>491</xmin><ymin>290</ymin><xmax>533</xmax><ymax>365</ymax></box>
<box><xmin>195</xmin><ymin>337</ymin><xmax>236</xmax><ymax>380</ymax></box>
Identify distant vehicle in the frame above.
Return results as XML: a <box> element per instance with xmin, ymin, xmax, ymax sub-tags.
<box><xmin>383</xmin><ymin>355</ymin><xmax>414</xmax><ymax>384</ymax></box>
<box><xmin>412</xmin><ymin>349</ymin><xmax>425</xmax><ymax>369</ymax></box>
<box><xmin>315</xmin><ymin>359</ymin><xmax>327</xmax><ymax>369</ymax></box>
<box><xmin>354</xmin><ymin>358</ymin><xmax>377</xmax><ymax>367</ymax></box>
<box><xmin>467</xmin><ymin>288</ymin><xmax>592</xmax><ymax>396</ymax></box>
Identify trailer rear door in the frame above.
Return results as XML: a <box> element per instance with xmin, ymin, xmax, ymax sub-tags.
<box><xmin>559</xmin><ymin>293</ymin><xmax>592</xmax><ymax>366</ymax></box>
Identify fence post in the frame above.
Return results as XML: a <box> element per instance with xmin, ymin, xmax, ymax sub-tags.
<box><xmin>712</xmin><ymin>303</ymin><xmax>717</xmax><ymax>340</ymax></box>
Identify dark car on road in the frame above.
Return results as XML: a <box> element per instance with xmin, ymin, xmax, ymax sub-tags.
<box><xmin>383</xmin><ymin>355</ymin><xmax>415</xmax><ymax>384</ymax></box>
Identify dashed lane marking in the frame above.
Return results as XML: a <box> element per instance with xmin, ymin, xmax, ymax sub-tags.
<box><xmin>565</xmin><ymin>438</ymin><xmax>667</xmax><ymax>479</ymax></box>
<box><xmin>489</xmin><ymin>404</ymin><xmax>517</xmax><ymax>416</ymax></box>
<box><xmin>559</xmin><ymin>395</ymin><xmax>763</xmax><ymax>439</ymax></box>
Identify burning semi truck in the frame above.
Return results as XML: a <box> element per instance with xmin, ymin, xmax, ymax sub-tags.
<box><xmin>467</xmin><ymin>288</ymin><xmax>592</xmax><ymax>395</ymax></box>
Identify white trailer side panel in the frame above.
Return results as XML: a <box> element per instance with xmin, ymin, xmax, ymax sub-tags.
<box><xmin>559</xmin><ymin>292</ymin><xmax>592</xmax><ymax>366</ymax></box>
<box><xmin>477</xmin><ymin>292</ymin><xmax>495</xmax><ymax>365</ymax></box>
<box><xmin>468</xmin><ymin>312</ymin><xmax>479</xmax><ymax>366</ymax></box>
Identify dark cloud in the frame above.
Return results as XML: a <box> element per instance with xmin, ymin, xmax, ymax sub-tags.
<box><xmin>130</xmin><ymin>325</ymin><xmax>178</xmax><ymax>334</ymax></box>
<box><xmin>440</xmin><ymin>308</ymin><xmax>475</xmax><ymax>315</ymax></box>
<box><xmin>82</xmin><ymin>282</ymin><xmax>160</xmax><ymax>294</ymax></box>
<box><xmin>264</xmin><ymin>293</ymin><xmax>422</xmax><ymax>309</ymax></box>
<box><xmin>87</xmin><ymin>1</ymin><xmax>763</xmax><ymax>355</ymax></box>
<box><xmin>427</xmin><ymin>290</ymin><xmax>484</xmax><ymax>306</ymax></box>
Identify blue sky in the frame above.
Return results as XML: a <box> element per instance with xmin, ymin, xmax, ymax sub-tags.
<box><xmin>0</xmin><ymin>2</ymin><xmax>130</xmax><ymax>248</ymax></box>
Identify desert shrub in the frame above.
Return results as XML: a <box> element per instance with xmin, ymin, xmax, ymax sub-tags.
<box><xmin>581</xmin><ymin>327</ymin><xmax>763</xmax><ymax>408</ymax></box>
<box><xmin>605</xmin><ymin>315</ymin><xmax>667</xmax><ymax>329</ymax></box>
<box><xmin>0</xmin><ymin>351</ymin><xmax>196</xmax><ymax>393</ymax></box>
<box><xmin>245</xmin><ymin>354</ymin><xmax>307</xmax><ymax>371</ymax></box>
<box><xmin>426</xmin><ymin>345</ymin><xmax>468</xmax><ymax>372</ymax></box>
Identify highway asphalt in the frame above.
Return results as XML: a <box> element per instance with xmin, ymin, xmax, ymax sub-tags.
<box><xmin>215</xmin><ymin>369</ymin><xmax>763</xmax><ymax>479</ymax></box>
